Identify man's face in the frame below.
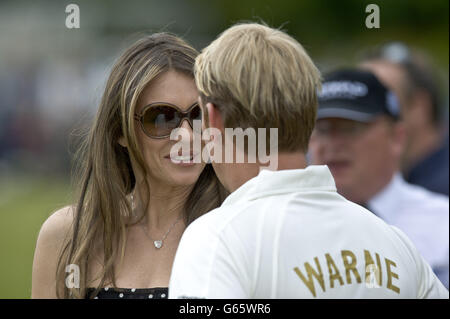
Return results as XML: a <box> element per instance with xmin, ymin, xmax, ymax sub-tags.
<box><xmin>198</xmin><ymin>97</ymin><xmax>232</xmax><ymax>191</ymax></box>
<box><xmin>309</xmin><ymin>117</ymin><xmax>401</xmax><ymax>203</ymax></box>
<box><xmin>198</xmin><ymin>97</ymin><xmax>260</xmax><ymax>193</ymax></box>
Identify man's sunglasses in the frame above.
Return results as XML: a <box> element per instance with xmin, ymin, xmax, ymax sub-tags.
<box><xmin>134</xmin><ymin>102</ymin><xmax>202</xmax><ymax>138</ymax></box>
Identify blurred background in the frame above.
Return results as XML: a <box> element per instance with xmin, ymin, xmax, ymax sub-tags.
<box><xmin>0</xmin><ymin>0</ymin><xmax>448</xmax><ymax>298</ymax></box>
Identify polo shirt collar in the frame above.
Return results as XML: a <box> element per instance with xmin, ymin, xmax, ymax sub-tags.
<box><xmin>222</xmin><ymin>165</ymin><xmax>337</xmax><ymax>206</ymax></box>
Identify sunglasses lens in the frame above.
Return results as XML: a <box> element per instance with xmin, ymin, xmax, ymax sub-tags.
<box><xmin>142</xmin><ymin>106</ymin><xmax>179</xmax><ymax>137</ymax></box>
<box><xmin>189</xmin><ymin>105</ymin><xmax>202</xmax><ymax>122</ymax></box>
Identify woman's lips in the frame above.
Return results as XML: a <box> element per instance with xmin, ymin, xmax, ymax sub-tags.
<box><xmin>164</xmin><ymin>153</ymin><xmax>200</xmax><ymax>166</ymax></box>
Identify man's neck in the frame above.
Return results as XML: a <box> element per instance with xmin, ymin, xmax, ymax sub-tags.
<box><xmin>227</xmin><ymin>152</ymin><xmax>307</xmax><ymax>192</ymax></box>
<box><xmin>275</xmin><ymin>151</ymin><xmax>308</xmax><ymax>170</ymax></box>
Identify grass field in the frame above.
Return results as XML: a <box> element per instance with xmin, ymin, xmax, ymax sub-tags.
<box><xmin>0</xmin><ymin>174</ymin><xmax>71</xmax><ymax>298</ymax></box>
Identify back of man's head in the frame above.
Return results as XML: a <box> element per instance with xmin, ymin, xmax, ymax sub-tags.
<box><xmin>359</xmin><ymin>42</ymin><xmax>445</xmax><ymax>127</ymax></box>
<box><xmin>195</xmin><ymin>22</ymin><xmax>321</xmax><ymax>153</ymax></box>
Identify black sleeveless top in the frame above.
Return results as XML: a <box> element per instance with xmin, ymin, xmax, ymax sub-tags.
<box><xmin>86</xmin><ymin>287</ymin><xmax>168</xmax><ymax>299</ymax></box>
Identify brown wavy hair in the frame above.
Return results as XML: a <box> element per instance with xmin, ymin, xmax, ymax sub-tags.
<box><xmin>56</xmin><ymin>33</ymin><xmax>228</xmax><ymax>298</ymax></box>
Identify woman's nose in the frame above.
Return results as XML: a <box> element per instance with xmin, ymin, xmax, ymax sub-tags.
<box><xmin>179</xmin><ymin>118</ymin><xmax>193</xmax><ymax>130</ymax></box>
<box><xmin>178</xmin><ymin>118</ymin><xmax>194</xmax><ymax>141</ymax></box>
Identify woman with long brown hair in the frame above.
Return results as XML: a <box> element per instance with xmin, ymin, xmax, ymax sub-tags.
<box><xmin>31</xmin><ymin>33</ymin><xmax>227</xmax><ymax>299</ymax></box>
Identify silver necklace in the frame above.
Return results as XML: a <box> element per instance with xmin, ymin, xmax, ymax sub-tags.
<box><xmin>131</xmin><ymin>192</ymin><xmax>183</xmax><ymax>249</ymax></box>
<box><xmin>141</xmin><ymin>217</ymin><xmax>182</xmax><ymax>249</ymax></box>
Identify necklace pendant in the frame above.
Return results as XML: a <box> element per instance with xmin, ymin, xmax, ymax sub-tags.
<box><xmin>154</xmin><ymin>240</ymin><xmax>163</xmax><ymax>249</ymax></box>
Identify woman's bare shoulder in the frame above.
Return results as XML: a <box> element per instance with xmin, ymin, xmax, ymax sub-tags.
<box><xmin>39</xmin><ymin>206</ymin><xmax>75</xmax><ymax>240</ymax></box>
<box><xmin>32</xmin><ymin>206</ymin><xmax>76</xmax><ymax>298</ymax></box>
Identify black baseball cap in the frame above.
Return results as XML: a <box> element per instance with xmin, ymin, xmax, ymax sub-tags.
<box><xmin>317</xmin><ymin>69</ymin><xmax>400</xmax><ymax>122</ymax></box>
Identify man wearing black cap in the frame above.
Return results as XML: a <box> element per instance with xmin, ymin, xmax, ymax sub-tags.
<box><xmin>309</xmin><ymin>69</ymin><xmax>449</xmax><ymax>288</ymax></box>
<box><xmin>360</xmin><ymin>42</ymin><xmax>449</xmax><ymax>196</ymax></box>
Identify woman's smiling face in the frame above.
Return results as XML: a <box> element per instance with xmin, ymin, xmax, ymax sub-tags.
<box><xmin>134</xmin><ymin>70</ymin><xmax>205</xmax><ymax>188</ymax></box>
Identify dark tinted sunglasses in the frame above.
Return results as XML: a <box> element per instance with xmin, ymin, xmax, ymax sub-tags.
<box><xmin>134</xmin><ymin>102</ymin><xmax>201</xmax><ymax>138</ymax></box>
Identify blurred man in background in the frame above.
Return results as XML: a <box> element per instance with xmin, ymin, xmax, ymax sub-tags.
<box><xmin>309</xmin><ymin>69</ymin><xmax>449</xmax><ymax>288</ymax></box>
<box><xmin>359</xmin><ymin>42</ymin><xmax>449</xmax><ymax>196</ymax></box>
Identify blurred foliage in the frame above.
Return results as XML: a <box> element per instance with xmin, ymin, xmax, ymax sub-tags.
<box><xmin>0</xmin><ymin>176</ymin><xmax>71</xmax><ymax>298</ymax></box>
<box><xmin>198</xmin><ymin>0</ymin><xmax>449</xmax><ymax>66</ymax></box>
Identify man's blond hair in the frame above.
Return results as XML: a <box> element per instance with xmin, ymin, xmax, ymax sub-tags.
<box><xmin>195</xmin><ymin>22</ymin><xmax>321</xmax><ymax>152</ymax></box>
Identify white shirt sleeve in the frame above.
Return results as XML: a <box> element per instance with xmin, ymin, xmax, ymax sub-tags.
<box><xmin>169</xmin><ymin>215</ymin><xmax>249</xmax><ymax>299</ymax></box>
<box><xmin>390</xmin><ymin>226</ymin><xmax>449</xmax><ymax>298</ymax></box>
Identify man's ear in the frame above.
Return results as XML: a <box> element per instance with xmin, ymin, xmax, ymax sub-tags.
<box><xmin>391</xmin><ymin>121</ymin><xmax>407</xmax><ymax>158</ymax></box>
<box><xmin>411</xmin><ymin>89</ymin><xmax>434</xmax><ymax>125</ymax></box>
<box><xmin>118</xmin><ymin>136</ymin><xmax>128</xmax><ymax>148</ymax></box>
<box><xmin>206</xmin><ymin>102</ymin><xmax>224</xmax><ymax>132</ymax></box>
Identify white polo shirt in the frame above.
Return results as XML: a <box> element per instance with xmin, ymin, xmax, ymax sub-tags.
<box><xmin>169</xmin><ymin>166</ymin><xmax>448</xmax><ymax>299</ymax></box>
<box><xmin>367</xmin><ymin>173</ymin><xmax>449</xmax><ymax>288</ymax></box>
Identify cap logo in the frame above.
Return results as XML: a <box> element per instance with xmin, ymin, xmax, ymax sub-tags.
<box><xmin>319</xmin><ymin>81</ymin><xmax>368</xmax><ymax>100</ymax></box>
